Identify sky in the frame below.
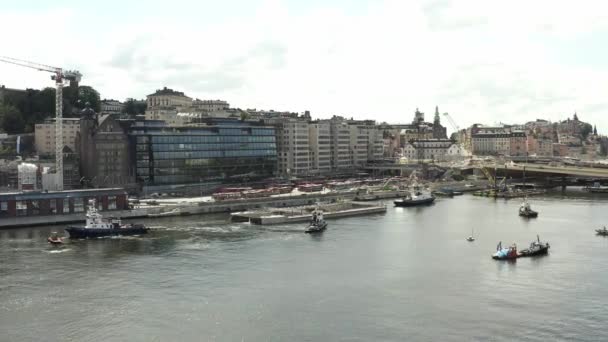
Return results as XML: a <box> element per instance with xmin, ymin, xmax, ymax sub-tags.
<box><xmin>1</xmin><ymin>0</ymin><xmax>608</xmax><ymax>134</ymax></box>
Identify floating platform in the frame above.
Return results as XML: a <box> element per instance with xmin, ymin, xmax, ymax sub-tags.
<box><xmin>231</xmin><ymin>201</ymin><xmax>386</xmax><ymax>225</ymax></box>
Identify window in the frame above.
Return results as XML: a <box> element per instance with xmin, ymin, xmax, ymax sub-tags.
<box><xmin>16</xmin><ymin>201</ymin><xmax>27</xmax><ymax>216</ymax></box>
<box><xmin>74</xmin><ymin>199</ymin><xmax>84</xmax><ymax>213</ymax></box>
<box><xmin>50</xmin><ymin>199</ymin><xmax>57</xmax><ymax>214</ymax></box>
<box><xmin>0</xmin><ymin>202</ymin><xmax>7</xmax><ymax>217</ymax></box>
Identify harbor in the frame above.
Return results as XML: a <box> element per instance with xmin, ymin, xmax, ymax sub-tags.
<box><xmin>2</xmin><ymin>189</ymin><xmax>608</xmax><ymax>341</ymax></box>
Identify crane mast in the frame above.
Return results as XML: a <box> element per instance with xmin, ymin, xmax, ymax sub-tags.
<box><xmin>0</xmin><ymin>56</ymin><xmax>82</xmax><ymax>191</ymax></box>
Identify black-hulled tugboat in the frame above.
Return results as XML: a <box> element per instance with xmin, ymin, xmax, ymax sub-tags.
<box><xmin>596</xmin><ymin>226</ymin><xmax>608</xmax><ymax>236</ymax></box>
<box><xmin>65</xmin><ymin>200</ymin><xmax>148</xmax><ymax>239</ymax></box>
<box><xmin>518</xmin><ymin>197</ymin><xmax>538</xmax><ymax>218</ymax></box>
<box><xmin>47</xmin><ymin>232</ymin><xmax>64</xmax><ymax>245</ymax></box>
<box><xmin>305</xmin><ymin>208</ymin><xmax>327</xmax><ymax>233</ymax></box>
<box><xmin>519</xmin><ymin>235</ymin><xmax>550</xmax><ymax>257</ymax></box>
<box><xmin>394</xmin><ymin>190</ymin><xmax>435</xmax><ymax>207</ymax></box>
<box><xmin>492</xmin><ymin>241</ymin><xmax>518</xmax><ymax>260</ymax></box>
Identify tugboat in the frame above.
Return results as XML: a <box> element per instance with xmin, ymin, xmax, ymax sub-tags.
<box><xmin>518</xmin><ymin>197</ymin><xmax>538</xmax><ymax>218</ymax></box>
<box><xmin>47</xmin><ymin>232</ymin><xmax>64</xmax><ymax>245</ymax></box>
<box><xmin>519</xmin><ymin>235</ymin><xmax>550</xmax><ymax>257</ymax></box>
<box><xmin>305</xmin><ymin>208</ymin><xmax>327</xmax><ymax>233</ymax></box>
<box><xmin>394</xmin><ymin>190</ymin><xmax>435</xmax><ymax>207</ymax></box>
<box><xmin>492</xmin><ymin>241</ymin><xmax>518</xmax><ymax>260</ymax></box>
<box><xmin>65</xmin><ymin>199</ymin><xmax>148</xmax><ymax>239</ymax></box>
<box><xmin>596</xmin><ymin>226</ymin><xmax>608</xmax><ymax>236</ymax></box>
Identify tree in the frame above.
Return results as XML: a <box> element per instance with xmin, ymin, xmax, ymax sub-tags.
<box><xmin>600</xmin><ymin>139</ymin><xmax>608</xmax><ymax>156</ymax></box>
<box><xmin>122</xmin><ymin>99</ymin><xmax>147</xmax><ymax>115</ymax></box>
<box><xmin>75</xmin><ymin>86</ymin><xmax>101</xmax><ymax>112</ymax></box>
<box><xmin>594</xmin><ymin>125</ymin><xmax>598</xmax><ymax>136</ymax></box>
<box><xmin>0</xmin><ymin>103</ymin><xmax>25</xmax><ymax>134</ymax></box>
<box><xmin>581</xmin><ymin>123</ymin><xmax>593</xmax><ymax>140</ymax></box>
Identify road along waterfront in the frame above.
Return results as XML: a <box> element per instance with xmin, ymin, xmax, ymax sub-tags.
<box><xmin>2</xmin><ymin>188</ymin><xmax>608</xmax><ymax>341</ymax></box>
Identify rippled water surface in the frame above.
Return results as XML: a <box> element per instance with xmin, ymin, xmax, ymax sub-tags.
<box><xmin>2</xmin><ymin>189</ymin><xmax>608</xmax><ymax>341</ymax></box>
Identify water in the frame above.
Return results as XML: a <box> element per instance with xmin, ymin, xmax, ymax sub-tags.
<box><xmin>2</xmin><ymin>189</ymin><xmax>608</xmax><ymax>341</ymax></box>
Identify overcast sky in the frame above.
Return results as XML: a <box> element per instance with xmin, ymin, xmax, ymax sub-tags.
<box><xmin>1</xmin><ymin>0</ymin><xmax>607</xmax><ymax>133</ymax></box>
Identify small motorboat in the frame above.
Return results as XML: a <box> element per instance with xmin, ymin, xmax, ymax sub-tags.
<box><xmin>492</xmin><ymin>241</ymin><xmax>518</xmax><ymax>260</ymax></box>
<box><xmin>305</xmin><ymin>208</ymin><xmax>327</xmax><ymax>233</ymax></box>
<box><xmin>47</xmin><ymin>232</ymin><xmax>64</xmax><ymax>245</ymax></box>
<box><xmin>519</xmin><ymin>235</ymin><xmax>550</xmax><ymax>257</ymax></box>
<box><xmin>466</xmin><ymin>229</ymin><xmax>475</xmax><ymax>242</ymax></box>
<box><xmin>596</xmin><ymin>226</ymin><xmax>608</xmax><ymax>236</ymax></box>
<box><xmin>519</xmin><ymin>198</ymin><xmax>538</xmax><ymax>218</ymax></box>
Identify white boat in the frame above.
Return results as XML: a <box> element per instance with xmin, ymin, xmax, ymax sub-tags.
<box><xmin>466</xmin><ymin>229</ymin><xmax>475</xmax><ymax>242</ymax></box>
<box><xmin>519</xmin><ymin>198</ymin><xmax>538</xmax><ymax>218</ymax></box>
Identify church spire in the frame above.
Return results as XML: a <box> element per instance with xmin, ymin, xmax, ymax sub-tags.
<box><xmin>434</xmin><ymin>105</ymin><xmax>440</xmax><ymax>124</ymax></box>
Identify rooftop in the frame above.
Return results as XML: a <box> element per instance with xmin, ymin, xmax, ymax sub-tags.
<box><xmin>148</xmin><ymin>87</ymin><xmax>188</xmax><ymax>97</ymax></box>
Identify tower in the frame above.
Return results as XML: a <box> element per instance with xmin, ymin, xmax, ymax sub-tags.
<box><xmin>434</xmin><ymin>106</ymin><xmax>440</xmax><ymax>125</ymax></box>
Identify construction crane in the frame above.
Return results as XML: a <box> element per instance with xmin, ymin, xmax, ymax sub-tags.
<box><xmin>442</xmin><ymin>112</ymin><xmax>460</xmax><ymax>132</ymax></box>
<box><xmin>0</xmin><ymin>56</ymin><xmax>82</xmax><ymax>191</ymax></box>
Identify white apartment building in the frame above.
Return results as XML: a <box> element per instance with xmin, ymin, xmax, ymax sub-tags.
<box><xmin>329</xmin><ymin>119</ymin><xmax>351</xmax><ymax>171</ymax></box>
<box><xmin>402</xmin><ymin>139</ymin><xmax>464</xmax><ymax>161</ymax></box>
<box><xmin>276</xmin><ymin>119</ymin><xmax>311</xmax><ymax>176</ymax></box>
<box><xmin>348</xmin><ymin>124</ymin><xmax>383</xmax><ymax>166</ymax></box>
<box><xmin>308</xmin><ymin>122</ymin><xmax>331</xmax><ymax>174</ymax></box>
<box><xmin>35</xmin><ymin>118</ymin><xmax>80</xmax><ymax>156</ymax></box>
<box><xmin>100</xmin><ymin>99</ymin><xmax>124</xmax><ymax>114</ymax></box>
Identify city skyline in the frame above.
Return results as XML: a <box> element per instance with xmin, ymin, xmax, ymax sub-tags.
<box><xmin>1</xmin><ymin>0</ymin><xmax>607</xmax><ymax>131</ymax></box>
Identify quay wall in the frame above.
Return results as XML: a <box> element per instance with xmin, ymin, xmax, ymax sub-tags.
<box><xmin>0</xmin><ymin>192</ymin><xmax>358</xmax><ymax>229</ymax></box>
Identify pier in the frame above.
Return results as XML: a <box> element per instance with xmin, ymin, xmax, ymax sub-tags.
<box><xmin>230</xmin><ymin>201</ymin><xmax>387</xmax><ymax>225</ymax></box>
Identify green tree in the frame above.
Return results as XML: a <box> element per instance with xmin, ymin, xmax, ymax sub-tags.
<box><xmin>122</xmin><ymin>99</ymin><xmax>147</xmax><ymax>116</ymax></box>
<box><xmin>581</xmin><ymin>123</ymin><xmax>593</xmax><ymax>140</ymax></box>
<box><xmin>594</xmin><ymin>125</ymin><xmax>598</xmax><ymax>135</ymax></box>
<box><xmin>122</xmin><ymin>99</ymin><xmax>136</xmax><ymax>115</ymax></box>
<box><xmin>75</xmin><ymin>86</ymin><xmax>101</xmax><ymax>112</ymax></box>
<box><xmin>0</xmin><ymin>103</ymin><xmax>25</xmax><ymax>134</ymax></box>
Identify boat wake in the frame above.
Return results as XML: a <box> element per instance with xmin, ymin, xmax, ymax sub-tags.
<box><xmin>45</xmin><ymin>248</ymin><xmax>72</xmax><ymax>254</ymax></box>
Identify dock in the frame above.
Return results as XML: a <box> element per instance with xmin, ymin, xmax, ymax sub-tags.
<box><xmin>230</xmin><ymin>201</ymin><xmax>387</xmax><ymax>225</ymax></box>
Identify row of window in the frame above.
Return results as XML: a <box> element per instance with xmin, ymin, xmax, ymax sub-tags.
<box><xmin>144</xmin><ymin>135</ymin><xmax>276</xmax><ymax>144</ymax></box>
<box><xmin>147</xmin><ymin>142</ymin><xmax>276</xmax><ymax>152</ymax></box>
<box><xmin>151</xmin><ymin>149</ymin><xmax>277</xmax><ymax>159</ymax></box>
<box><xmin>149</xmin><ymin>168</ymin><xmax>275</xmax><ymax>184</ymax></box>
<box><xmin>2</xmin><ymin>197</ymin><xmax>119</xmax><ymax>217</ymax></box>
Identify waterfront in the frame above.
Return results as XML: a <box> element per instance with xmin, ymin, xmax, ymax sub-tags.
<box><xmin>2</xmin><ymin>189</ymin><xmax>608</xmax><ymax>341</ymax></box>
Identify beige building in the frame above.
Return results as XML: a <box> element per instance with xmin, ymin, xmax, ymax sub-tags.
<box><xmin>146</xmin><ymin>87</ymin><xmax>192</xmax><ymax>109</ymax></box>
<box><xmin>471</xmin><ymin>132</ymin><xmax>511</xmax><ymax>156</ymax></box>
<box><xmin>35</xmin><ymin>118</ymin><xmax>80</xmax><ymax>156</ymax></box>
<box><xmin>145</xmin><ymin>87</ymin><xmax>193</xmax><ymax>122</ymax></box>
<box><xmin>275</xmin><ymin>119</ymin><xmax>311</xmax><ymax>176</ymax></box>
<box><xmin>192</xmin><ymin>99</ymin><xmax>229</xmax><ymax>112</ymax></box>
<box><xmin>329</xmin><ymin>117</ymin><xmax>351</xmax><ymax>171</ymax></box>
<box><xmin>308</xmin><ymin>122</ymin><xmax>331</xmax><ymax>174</ymax></box>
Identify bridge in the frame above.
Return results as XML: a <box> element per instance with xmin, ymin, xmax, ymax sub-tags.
<box><xmin>485</xmin><ymin>163</ymin><xmax>608</xmax><ymax>179</ymax></box>
<box><xmin>364</xmin><ymin>162</ymin><xmax>608</xmax><ymax>180</ymax></box>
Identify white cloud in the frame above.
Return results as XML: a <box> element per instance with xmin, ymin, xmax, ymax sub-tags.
<box><xmin>1</xmin><ymin>0</ymin><xmax>607</xmax><ymax>133</ymax></box>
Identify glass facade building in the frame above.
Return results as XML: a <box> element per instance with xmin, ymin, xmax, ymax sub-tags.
<box><xmin>130</xmin><ymin>119</ymin><xmax>277</xmax><ymax>186</ymax></box>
